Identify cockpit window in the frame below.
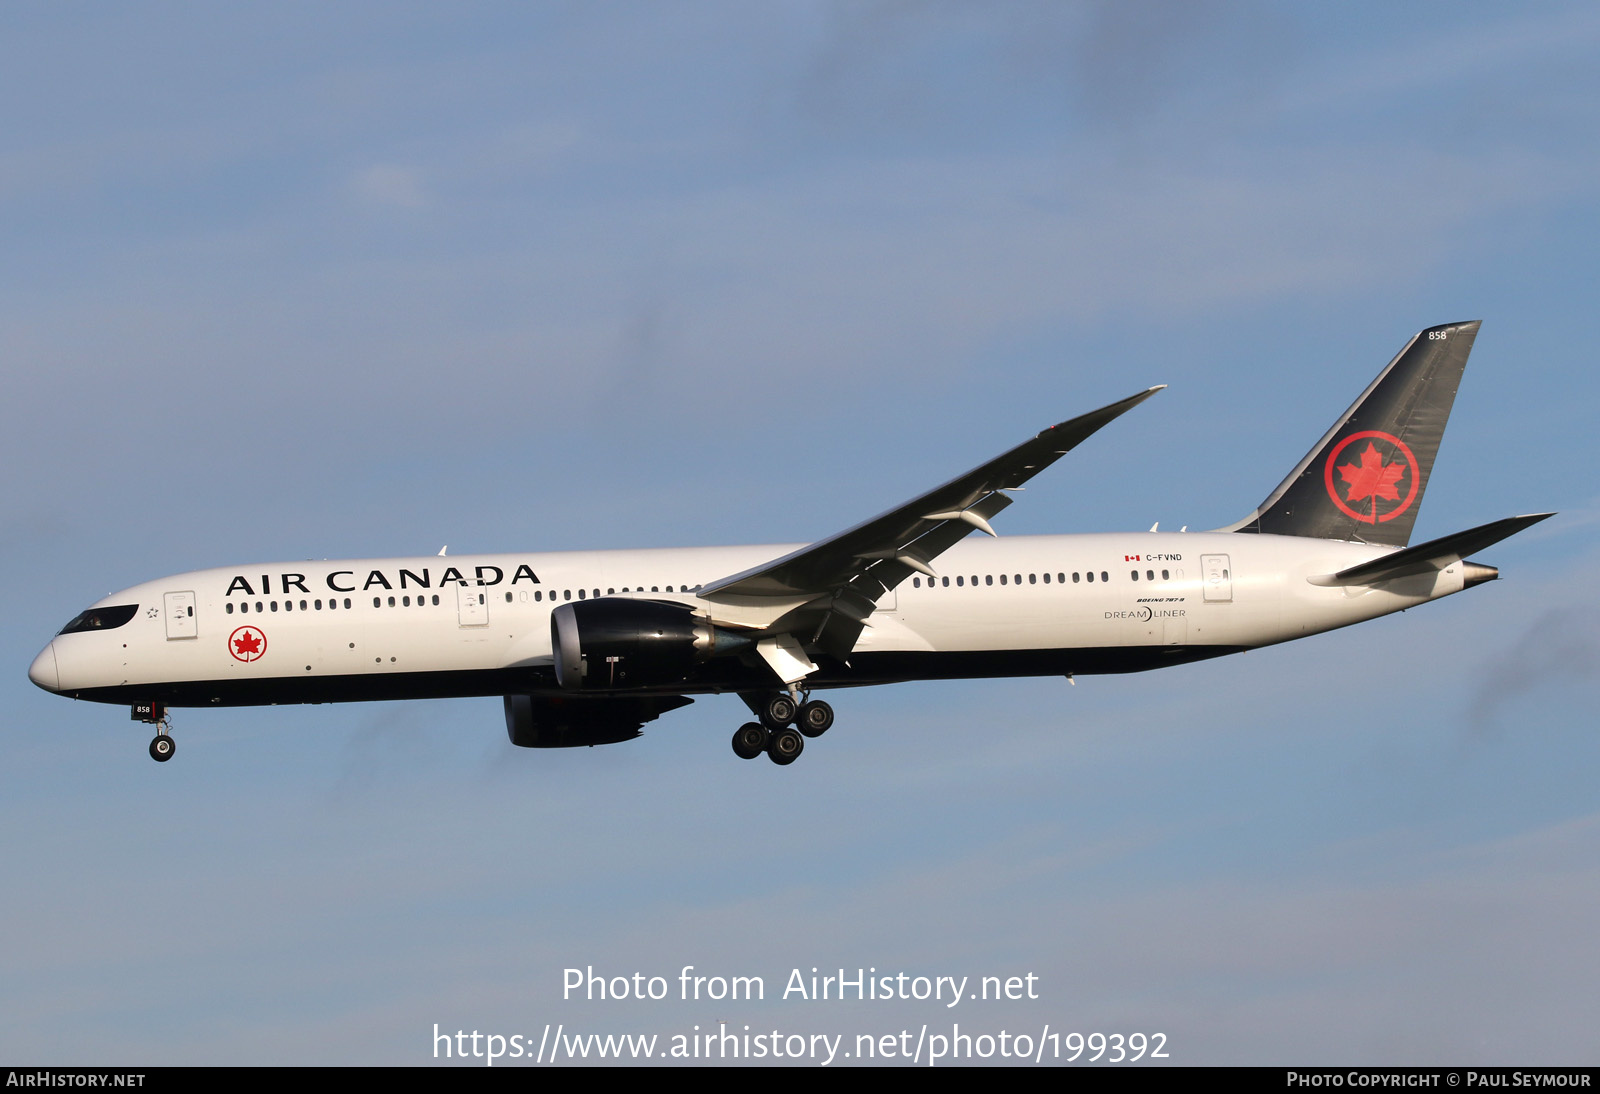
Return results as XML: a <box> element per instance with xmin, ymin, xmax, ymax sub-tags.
<box><xmin>59</xmin><ymin>604</ymin><xmax>139</xmax><ymax>634</ymax></box>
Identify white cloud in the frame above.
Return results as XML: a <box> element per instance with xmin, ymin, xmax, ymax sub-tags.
<box><xmin>349</xmin><ymin>163</ymin><xmax>427</xmax><ymax>210</ymax></box>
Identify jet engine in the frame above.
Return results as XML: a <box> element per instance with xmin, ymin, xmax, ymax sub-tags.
<box><xmin>550</xmin><ymin>598</ymin><xmax>750</xmax><ymax>690</ymax></box>
<box><xmin>503</xmin><ymin>692</ymin><xmax>695</xmax><ymax>748</ymax></box>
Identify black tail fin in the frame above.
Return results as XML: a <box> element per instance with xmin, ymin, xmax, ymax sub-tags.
<box><xmin>1228</xmin><ymin>320</ymin><xmax>1479</xmax><ymax>547</ymax></box>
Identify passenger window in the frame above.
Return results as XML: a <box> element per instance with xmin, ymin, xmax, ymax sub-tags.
<box><xmin>271</xmin><ymin>601</ymin><xmax>279</xmax><ymax>612</ymax></box>
<box><xmin>343</xmin><ymin>599</ymin><xmax>351</xmax><ymax>609</ymax></box>
<box><xmin>999</xmin><ymin>574</ymin><xmax>1007</xmax><ymax>585</ymax></box>
<box><xmin>1101</xmin><ymin>571</ymin><xmax>1109</xmax><ymax>582</ymax></box>
<box><xmin>1029</xmin><ymin>574</ymin><xmax>1037</xmax><ymax>584</ymax></box>
<box><xmin>1146</xmin><ymin>570</ymin><xmax>1154</xmax><ymax>581</ymax></box>
<box><xmin>1162</xmin><ymin>569</ymin><xmax>1169</xmax><ymax>581</ymax></box>
<box><xmin>432</xmin><ymin>595</ymin><xmax>440</xmax><ymax>605</ymax></box>
<box><xmin>1084</xmin><ymin>572</ymin><xmax>1092</xmax><ymax>583</ymax></box>
<box><xmin>226</xmin><ymin>602</ymin><xmax>235</xmax><ymax>615</ymax></box>
<box><xmin>505</xmin><ymin>592</ymin><xmax>513</xmax><ymax>603</ymax></box>
<box><xmin>956</xmin><ymin>576</ymin><xmax>964</xmax><ymax>587</ymax></box>
<box><xmin>985</xmin><ymin>575</ymin><xmax>993</xmax><ymax>586</ymax></box>
<box><xmin>373</xmin><ymin>597</ymin><xmax>381</xmax><ymax>608</ymax></box>
<box><xmin>941</xmin><ymin>577</ymin><xmax>949</xmax><ymax>587</ymax></box>
<box><xmin>1131</xmin><ymin>571</ymin><xmax>1139</xmax><ymax>581</ymax></box>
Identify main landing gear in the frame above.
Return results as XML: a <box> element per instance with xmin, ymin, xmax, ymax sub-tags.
<box><xmin>134</xmin><ymin>702</ymin><xmax>175</xmax><ymax>763</ymax></box>
<box><xmin>730</xmin><ymin>692</ymin><xmax>833</xmax><ymax>766</ymax></box>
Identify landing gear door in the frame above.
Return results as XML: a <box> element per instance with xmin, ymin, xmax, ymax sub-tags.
<box><xmin>457</xmin><ymin>583</ymin><xmax>489</xmax><ymax>627</ymax></box>
<box><xmin>163</xmin><ymin>591</ymin><xmax>197</xmax><ymax>639</ymax></box>
<box><xmin>1201</xmin><ymin>555</ymin><xmax>1233</xmax><ymax>603</ymax></box>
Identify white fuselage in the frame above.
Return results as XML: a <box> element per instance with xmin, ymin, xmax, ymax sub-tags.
<box><xmin>32</xmin><ymin>531</ymin><xmax>1466</xmax><ymax>707</ymax></box>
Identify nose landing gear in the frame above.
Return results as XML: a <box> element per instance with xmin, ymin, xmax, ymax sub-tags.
<box><xmin>731</xmin><ymin>692</ymin><xmax>833</xmax><ymax>765</ymax></box>
<box><xmin>148</xmin><ymin>732</ymin><xmax>175</xmax><ymax>762</ymax></box>
<box><xmin>134</xmin><ymin>702</ymin><xmax>175</xmax><ymax>763</ymax></box>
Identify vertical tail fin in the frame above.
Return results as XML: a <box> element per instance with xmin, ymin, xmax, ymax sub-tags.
<box><xmin>1228</xmin><ymin>320</ymin><xmax>1479</xmax><ymax>547</ymax></box>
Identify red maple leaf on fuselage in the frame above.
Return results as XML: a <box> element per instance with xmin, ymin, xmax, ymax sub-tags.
<box><xmin>233</xmin><ymin>631</ymin><xmax>262</xmax><ymax>657</ymax></box>
<box><xmin>1337</xmin><ymin>442</ymin><xmax>1405</xmax><ymax>505</ymax></box>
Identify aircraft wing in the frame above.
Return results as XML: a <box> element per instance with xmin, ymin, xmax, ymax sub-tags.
<box><xmin>699</xmin><ymin>386</ymin><xmax>1163</xmax><ymax>659</ymax></box>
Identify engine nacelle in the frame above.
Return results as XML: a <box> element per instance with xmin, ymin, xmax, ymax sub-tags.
<box><xmin>503</xmin><ymin>693</ymin><xmax>697</xmax><ymax>748</ymax></box>
<box><xmin>503</xmin><ymin>694</ymin><xmax>642</xmax><ymax>748</ymax></box>
<box><xmin>550</xmin><ymin>598</ymin><xmax>748</xmax><ymax>690</ymax></box>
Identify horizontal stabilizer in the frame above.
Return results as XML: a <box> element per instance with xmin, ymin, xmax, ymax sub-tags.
<box><xmin>1308</xmin><ymin>513</ymin><xmax>1554</xmax><ymax>587</ymax></box>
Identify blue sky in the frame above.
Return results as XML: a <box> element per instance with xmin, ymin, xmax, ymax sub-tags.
<box><xmin>3</xmin><ymin>1</ymin><xmax>1598</xmax><ymax>1065</ymax></box>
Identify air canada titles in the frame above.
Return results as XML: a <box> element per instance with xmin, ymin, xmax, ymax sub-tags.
<box><xmin>224</xmin><ymin>564</ymin><xmax>540</xmax><ymax>597</ymax></box>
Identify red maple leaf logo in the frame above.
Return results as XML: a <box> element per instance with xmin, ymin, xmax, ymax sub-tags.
<box><xmin>233</xmin><ymin>630</ymin><xmax>262</xmax><ymax>657</ymax></box>
<box><xmin>1337</xmin><ymin>442</ymin><xmax>1406</xmax><ymax>505</ymax></box>
<box><xmin>1323</xmin><ymin>430</ymin><xmax>1420</xmax><ymax>524</ymax></box>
